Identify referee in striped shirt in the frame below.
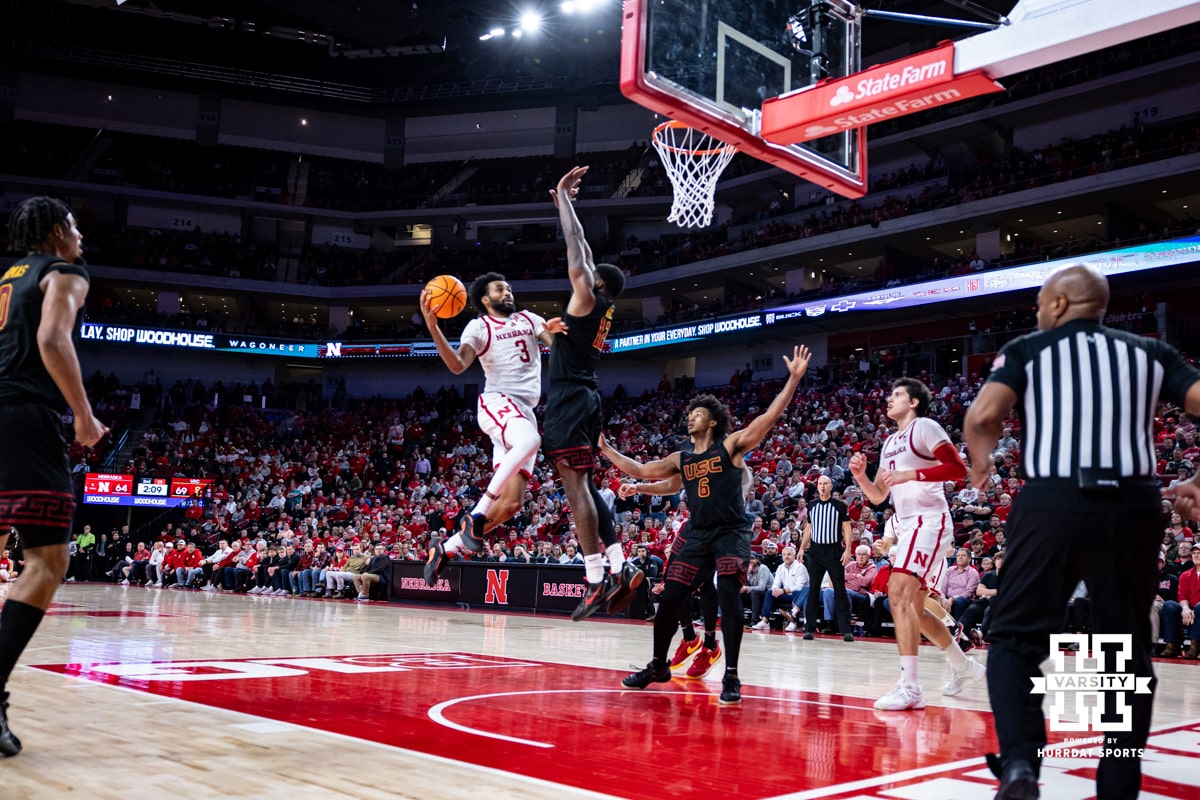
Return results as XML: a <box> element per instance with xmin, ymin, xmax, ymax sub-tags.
<box><xmin>966</xmin><ymin>265</ymin><xmax>1200</xmax><ymax>800</ymax></box>
<box><xmin>800</xmin><ymin>475</ymin><xmax>854</xmax><ymax>641</ymax></box>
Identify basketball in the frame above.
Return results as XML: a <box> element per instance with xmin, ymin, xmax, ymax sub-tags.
<box><xmin>424</xmin><ymin>274</ymin><xmax>468</xmax><ymax>319</ymax></box>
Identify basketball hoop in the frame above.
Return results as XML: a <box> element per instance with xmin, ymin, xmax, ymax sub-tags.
<box><xmin>650</xmin><ymin>121</ymin><xmax>738</xmax><ymax>229</ymax></box>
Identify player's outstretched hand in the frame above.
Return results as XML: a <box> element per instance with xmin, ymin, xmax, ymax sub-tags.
<box><xmin>618</xmin><ymin>483</ymin><xmax>639</xmax><ymax>500</ymax></box>
<box><xmin>782</xmin><ymin>345</ymin><xmax>811</xmax><ymax>380</ymax></box>
<box><xmin>549</xmin><ymin>166</ymin><xmax>588</xmax><ymax>209</ymax></box>
<box><xmin>545</xmin><ymin>317</ymin><xmax>569</xmax><ymax>336</ymax></box>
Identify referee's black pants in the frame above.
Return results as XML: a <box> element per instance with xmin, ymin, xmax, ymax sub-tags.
<box><xmin>804</xmin><ymin>542</ymin><xmax>851</xmax><ymax>634</ymax></box>
<box><xmin>987</xmin><ymin>480</ymin><xmax>1160</xmax><ymax>800</ymax></box>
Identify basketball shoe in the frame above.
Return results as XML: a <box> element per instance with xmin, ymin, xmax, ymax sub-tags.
<box><xmin>686</xmin><ymin>644</ymin><xmax>723</xmax><ymax>680</ymax></box>
<box><xmin>0</xmin><ymin>701</ymin><xmax>20</xmax><ymax>757</ymax></box>
<box><xmin>942</xmin><ymin>657</ymin><xmax>985</xmax><ymax>697</ymax></box>
<box><xmin>718</xmin><ymin>674</ymin><xmax>741</xmax><ymax>705</ymax></box>
<box><xmin>874</xmin><ymin>682</ymin><xmax>926</xmax><ymax>711</ymax></box>
<box><xmin>622</xmin><ymin>660</ymin><xmax>671</xmax><ymax>689</ymax></box>
<box><xmin>604</xmin><ymin>561</ymin><xmax>645</xmax><ymax>614</ymax></box>
<box><xmin>669</xmin><ymin>636</ymin><xmax>703</xmax><ymax>672</ymax></box>
<box><xmin>571</xmin><ymin>574</ymin><xmax>612</xmax><ymax>622</ymax></box>
<box><xmin>423</xmin><ymin>537</ymin><xmax>448</xmax><ymax>588</ymax></box>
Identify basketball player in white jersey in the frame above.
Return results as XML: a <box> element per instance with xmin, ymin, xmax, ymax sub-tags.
<box><xmin>421</xmin><ymin>272</ymin><xmax>565</xmax><ymax>586</ymax></box>
<box><xmin>849</xmin><ymin>377</ymin><xmax>984</xmax><ymax>711</ymax></box>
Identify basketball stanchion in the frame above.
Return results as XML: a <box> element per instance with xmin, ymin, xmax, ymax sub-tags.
<box><xmin>650</xmin><ymin>121</ymin><xmax>739</xmax><ymax>229</ymax></box>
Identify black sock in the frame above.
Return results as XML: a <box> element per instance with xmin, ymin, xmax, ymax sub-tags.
<box><xmin>654</xmin><ymin>582</ymin><xmax>692</xmax><ymax>662</ymax></box>
<box><xmin>680</xmin><ymin>627</ymin><xmax>697</xmax><ymax>642</ymax></box>
<box><xmin>703</xmin><ymin>631</ymin><xmax>718</xmax><ymax>650</ymax></box>
<box><xmin>717</xmin><ymin>576</ymin><xmax>744</xmax><ymax>672</ymax></box>
<box><xmin>0</xmin><ymin>600</ymin><xmax>47</xmax><ymax>699</ymax></box>
<box><xmin>724</xmin><ymin>666</ymin><xmax>738</xmax><ymax>678</ymax></box>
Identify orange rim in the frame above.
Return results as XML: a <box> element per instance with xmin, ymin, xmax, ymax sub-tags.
<box><xmin>651</xmin><ymin>120</ymin><xmax>739</xmax><ymax>156</ymax></box>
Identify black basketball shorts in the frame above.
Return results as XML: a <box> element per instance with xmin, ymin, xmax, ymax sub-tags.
<box><xmin>665</xmin><ymin>524</ymin><xmax>751</xmax><ymax>588</ymax></box>
<box><xmin>0</xmin><ymin>402</ymin><xmax>76</xmax><ymax>547</ymax></box>
<box><xmin>543</xmin><ymin>382</ymin><xmax>603</xmax><ymax>470</ymax></box>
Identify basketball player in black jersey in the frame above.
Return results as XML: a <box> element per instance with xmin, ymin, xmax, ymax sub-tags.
<box><xmin>0</xmin><ymin>197</ymin><xmax>108</xmax><ymax>756</ymax></box>
<box><xmin>600</xmin><ymin>345</ymin><xmax>810</xmax><ymax>704</ymax></box>
<box><xmin>540</xmin><ymin>165</ymin><xmax>643</xmax><ymax>622</ymax></box>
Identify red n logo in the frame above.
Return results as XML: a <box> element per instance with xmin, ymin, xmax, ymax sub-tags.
<box><xmin>484</xmin><ymin>570</ymin><xmax>509</xmax><ymax>604</ymax></box>
<box><xmin>913</xmin><ymin>552</ymin><xmax>929</xmax><ymax>568</ymax></box>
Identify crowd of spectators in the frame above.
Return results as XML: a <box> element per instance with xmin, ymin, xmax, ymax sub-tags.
<box><xmin>11</xmin><ymin>357</ymin><xmax>1190</xmax><ymax>653</ymax></box>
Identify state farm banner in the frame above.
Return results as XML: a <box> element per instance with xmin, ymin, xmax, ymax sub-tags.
<box><xmin>761</xmin><ymin>42</ymin><xmax>1005</xmax><ymax>144</ymax></box>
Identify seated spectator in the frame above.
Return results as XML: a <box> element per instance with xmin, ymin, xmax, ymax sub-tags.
<box><xmin>741</xmin><ymin>553</ymin><xmax>773</xmax><ymax>625</ymax></box>
<box><xmin>174</xmin><ymin>541</ymin><xmax>205</xmax><ymax>588</ymax></box>
<box><xmin>559</xmin><ymin>544</ymin><xmax>583</xmax><ymax>565</ymax></box>
<box><xmin>250</xmin><ymin>545</ymin><xmax>282</xmax><ymax>594</ymax></box>
<box><xmin>939</xmin><ymin>548</ymin><xmax>981</xmax><ymax>620</ymax></box>
<box><xmin>145</xmin><ymin>541</ymin><xmax>167</xmax><ymax>587</ymax></box>
<box><xmin>109</xmin><ymin>541</ymin><xmax>135</xmax><ymax>583</ymax></box>
<box><xmin>867</xmin><ymin>548</ymin><xmax>896</xmax><ymax>636</ymax></box>
<box><xmin>0</xmin><ymin>549</ymin><xmax>16</xmax><ymax>582</ymax></box>
<box><xmin>1179</xmin><ymin>545</ymin><xmax>1200</xmax><ymax>659</ymax></box>
<box><xmin>958</xmin><ymin>551</ymin><xmax>1003</xmax><ymax>641</ymax></box>
<box><xmin>752</xmin><ymin>545</ymin><xmax>808</xmax><ymax>631</ymax></box>
<box><xmin>200</xmin><ymin>539</ymin><xmax>234</xmax><ymax>590</ymax></box>
<box><xmin>226</xmin><ymin>541</ymin><xmax>259</xmax><ymax>592</ymax></box>
<box><xmin>353</xmin><ymin>543</ymin><xmax>392</xmax><ymax>600</ymax></box>
<box><xmin>325</xmin><ymin>543</ymin><xmax>368</xmax><ymax>596</ymax></box>
<box><xmin>842</xmin><ymin>544</ymin><xmax>878</xmax><ymax>621</ymax></box>
<box><xmin>1152</xmin><ymin>551</ymin><xmax>1184</xmax><ymax>658</ymax></box>
<box><xmin>531</xmin><ymin>542</ymin><xmax>557</xmax><ymax>564</ymax></box>
<box><xmin>305</xmin><ymin>542</ymin><xmax>333</xmax><ymax>596</ymax></box>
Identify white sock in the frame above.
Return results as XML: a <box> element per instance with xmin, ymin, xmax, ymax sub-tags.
<box><xmin>584</xmin><ymin>554</ymin><xmax>605</xmax><ymax>584</ymax></box>
<box><xmin>472</xmin><ymin>494</ymin><xmax>494</xmax><ymax>519</ymax></box>
<box><xmin>944</xmin><ymin>639</ymin><xmax>968</xmax><ymax>668</ymax></box>
<box><xmin>899</xmin><ymin>656</ymin><xmax>919</xmax><ymax>687</ymax></box>
<box><xmin>443</xmin><ymin>533</ymin><xmax>468</xmax><ymax>555</ymax></box>
<box><xmin>606</xmin><ymin>543</ymin><xmax>625</xmax><ymax>573</ymax></box>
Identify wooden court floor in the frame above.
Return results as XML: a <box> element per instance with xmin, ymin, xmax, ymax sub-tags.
<box><xmin>3</xmin><ymin>584</ymin><xmax>1200</xmax><ymax>800</ymax></box>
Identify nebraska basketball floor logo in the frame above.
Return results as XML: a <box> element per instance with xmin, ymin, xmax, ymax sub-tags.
<box><xmin>32</xmin><ymin>651</ymin><xmax>1200</xmax><ymax>799</ymax></box>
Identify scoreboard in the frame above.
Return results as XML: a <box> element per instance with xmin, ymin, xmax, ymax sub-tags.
<box><xmin>84</xmin><ymin>473</ymin><xmax>213</xmax><ymax>508</ymax></box>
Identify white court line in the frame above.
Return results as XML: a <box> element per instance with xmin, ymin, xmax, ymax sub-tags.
<box><xmin>30</xmin><ymin>676</ymin><xmax>625</xmax><ymax>800</ymax></box>
<box><xmin>759</xmin><ymin>715</ymin><xmax>1200</xmax><ymax>800</ymax></box>
<box><xmin>427</xmin><ymin>688</ymin><xmax>884</xmax><ymax>748</ymax></box>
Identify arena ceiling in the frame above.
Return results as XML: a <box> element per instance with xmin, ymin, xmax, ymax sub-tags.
<box><xmin>6</xmin><ymin>0</ymin><xmax>1019</xmax><ymax>112</ymax></box>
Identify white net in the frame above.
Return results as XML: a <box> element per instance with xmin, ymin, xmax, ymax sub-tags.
<box><xmin>650</xmin><ymin>121</ymin><xmax>738</xmax><ymax>229</ymax></box>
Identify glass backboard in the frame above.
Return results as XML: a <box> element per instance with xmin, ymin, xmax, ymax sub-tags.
<box><xmin>621</xmin><ymin>0</ymin><xmax>868</xmax><ymax>197</ymax></box>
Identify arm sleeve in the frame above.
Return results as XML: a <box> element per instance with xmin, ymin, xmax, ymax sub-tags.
<box><xmin>914</xmin><ymin>441</ymin><xmax>968</xmax><ymax>482</ymax></box>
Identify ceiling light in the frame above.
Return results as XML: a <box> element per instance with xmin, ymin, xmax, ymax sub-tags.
<box><xmin>520</xmin><ymin>10</ymin><xmax>543</xmax><ymax>32</ymax></box>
